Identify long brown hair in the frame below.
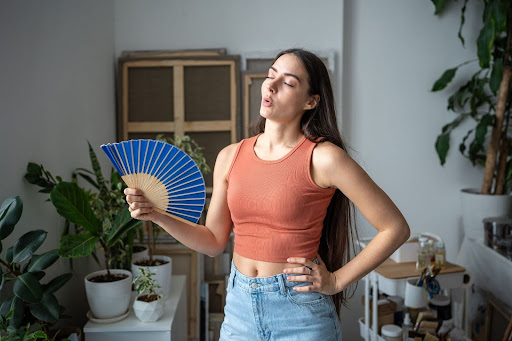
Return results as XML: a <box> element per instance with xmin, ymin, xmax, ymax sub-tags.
<box><xmin>250</xmin><ymin>48</ymin><xmax>359</xmax><ymax>315</ymax></box>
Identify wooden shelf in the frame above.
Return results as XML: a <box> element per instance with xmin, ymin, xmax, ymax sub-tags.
<box><xmin>375</xmin><ymin>258</ymin><xmax>466</xmax><ymax>279</ymax></box>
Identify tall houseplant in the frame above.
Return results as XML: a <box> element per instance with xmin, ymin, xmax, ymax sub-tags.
<box><xmin>25</xmin><ymin>142</ymin><xmax>140</xmax><ymax>270</ymax></box>
<box><xmin>431</xmin><ymin>0</ymin><xmax>512</xmax><ymax>195</ymax></box>
<box><xmin>25</xmin><ymin>143</ymin><xmax>142</xmax><ymax>319</ymax></box>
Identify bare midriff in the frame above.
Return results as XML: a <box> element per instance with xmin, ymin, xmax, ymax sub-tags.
<box><xmin>232</xmin><ymin>251</ymin><xmax>314</xmax><ymax>278</ymax></box>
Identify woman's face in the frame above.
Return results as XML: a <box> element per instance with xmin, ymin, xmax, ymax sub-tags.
<box><xmin>260</xmin><ymin>53</ymin><xmax>318</xmax><ymax>123</ymax></box>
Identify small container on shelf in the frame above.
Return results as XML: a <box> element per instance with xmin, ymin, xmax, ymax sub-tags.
<box><xmin>381</xmin><ymin>324</ymin><xmax>402</xmax><ymax>341</ymax></box>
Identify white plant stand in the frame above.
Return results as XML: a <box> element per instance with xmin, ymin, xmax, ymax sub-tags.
<box><xmin>84</xmin><ymin>275</ymin><xmax>187</xmax><ymax>341</ymax></box>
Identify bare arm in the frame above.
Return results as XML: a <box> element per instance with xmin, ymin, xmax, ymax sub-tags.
<box><xmin>125</xmin><ymin>143</ymin><xmax>238</xmax><ymax>257</ymax></box>
<box><xmin>319</xmin><ymin>143</ymin><xmax>410</xmax><ymax>292</ymax></box>
<box><xmin>286</xmin><ymin>142</ymin><xmax>410</xmax><ymax>294</ymax></box>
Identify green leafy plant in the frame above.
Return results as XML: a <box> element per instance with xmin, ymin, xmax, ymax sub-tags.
<box><xmin>156</xmin><ymin>134</ymin><xmax>211</xmax><ymax>176</ymax></box>
<box><xmin>132</xmin><ymin>267</ymin><xmax>161</xmax><ymax>302</ymax></box>
<box><xmin>0</xmin><ymin>196</ymin><xmax>72</xmax><ymax>335</ymax></box>
<box><xmin>430</xmin><ymin>0</ymin><xmax>512</xmax><ymax>194</ymax></box>
<box><xmin>25</xmin><ymin>143</ymin><xmax>142</xmax><ymax>277</ymax></box>
<box><xmin>0</xmin><ymin>311</ymin><xmax>69</xmax><ymax>341</ymax></box>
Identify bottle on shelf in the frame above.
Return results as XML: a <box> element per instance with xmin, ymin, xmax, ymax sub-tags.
<box><xmin>402</xmin><ymin>312</ymin><xmax>412</xmax><ymax>341</ymax></box>
<box><xmin>427</xmin><ymin>239</ymin><xmax>435</xmax><ymax>266</ymax></box>
<box><xmin>434</xmin><ymin>241</ymin><xmax>446</xmax><ymax>270</ymax></box>
<box><xmin>416</xmin><ymin>238</ymin><xmax>430</xmax><ymax>272</ymax></box>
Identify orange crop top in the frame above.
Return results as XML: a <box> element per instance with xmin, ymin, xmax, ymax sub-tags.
<box><xmin>226</xmin><ymin>133</ymin><xmax>336</xmax><ymax>262</ymax></box>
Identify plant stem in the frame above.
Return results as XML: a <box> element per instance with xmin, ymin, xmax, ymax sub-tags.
<box><xmin>496</xmin><ymin>109</ymin><xmax>511</xmax><ymax>194</ymax></box>
<box><xmin>0</xmin><ymin>259</ymin><xmax>21</xmax><ymax>277</ymax></box>
<box><xmin>98</xmin><ymin>239</ymin><xmax>111</xmax><ymax>278</ymax></box>
<box><xmin>482</xmin><ymin>5</ymin><xmax>512</xmax><ymax>194</ymax></box>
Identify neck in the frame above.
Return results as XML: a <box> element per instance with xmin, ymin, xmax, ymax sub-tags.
<box><xmin>260</xmin><ymin>121</ymin><xmax>303</xmax><ymax>148</ymax></box>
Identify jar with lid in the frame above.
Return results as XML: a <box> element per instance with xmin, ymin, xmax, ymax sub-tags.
<box><xmin>381</xmin><ymin>324</ymin><xmax>402</xmax><ymax>341</ymax></box>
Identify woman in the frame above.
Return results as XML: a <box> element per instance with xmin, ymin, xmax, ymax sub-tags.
<box><xmin>125</xmin><ymin>48</ymin><xmax>410</xmax><ymax>340</ymax></box>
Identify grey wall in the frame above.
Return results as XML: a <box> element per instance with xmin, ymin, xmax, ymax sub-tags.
<box><xmin>0</xmin><ymin>0</ymin><xmax>487</xmax><ymax>339</ymax></box>
<box><xmin>0</xmin><ymin>0</ymin><xmax>115</xmax><ymax>329</ymax></box>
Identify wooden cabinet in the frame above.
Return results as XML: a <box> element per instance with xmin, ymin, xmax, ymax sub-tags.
<box><xmin>117</xmin><ymin>52</ymin><xmax>241</xmax><ymax>193</ymax></box>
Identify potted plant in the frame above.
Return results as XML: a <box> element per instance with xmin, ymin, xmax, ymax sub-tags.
<box><xmin>0</xmin><ymin>196</ymin><xmax>73</xmax><ymax>339</ymax></box>
<box><xmin>25</xmin><ymin>143</ymin><xmax>142</xmax><ymax>320</ymax></box>
<box><xmin>429</xmin><ymin>0</ymin><xmax>512</xmax><ymax>241</ymax></box>
<box><xmin>131</xmin><ymin>134</ymin><xmax>211</xmax><ymax>298</ymax></box>
<box><xmin>132</xmin><ymin>267</ymin><xmax>164</xmax><ymax>322</ymax></box>
<box><xmin>25</xmin><ymin>142</ymin><xmax>140</xmax><ymax>270</ymax></box>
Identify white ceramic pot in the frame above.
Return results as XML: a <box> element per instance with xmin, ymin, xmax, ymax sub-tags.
<box><xmin>460</xmin><ymin>188</ymin><xmax>512</xmax><ymax>243</ymax></box>
<box><xmin>132</xmin><ymin>255</ymin><xmax>172</xmax><ymax>299</ymax></box>
<box><xmin>133</xmin><ymin>296</ymin><xmax>165</xmax><ymax>322</ymax></box>
<box><xmin>84</xmin><ymin>269</ymin><xmax>132</xmax><ymax>319</ymax></box>
<box><xmin>132</xmin><ymin>244</ymin><xmax>149</xmax><ymax>263</ymax></box>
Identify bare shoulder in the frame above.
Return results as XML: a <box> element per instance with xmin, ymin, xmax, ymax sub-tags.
<box><xmin>311</xmin><ymin>140</ymin><xmax>351</xmax><ymax>167</ymax></box>
<box><xmin>311</xmin><ymin>140</ymin><xmax>355</xmax><ymax>189</ymax></box>
<box><xmin>214</xmin><ymin>141</ymin><xmax>242</xmax><ymax>178</ymax></box>
<box><xmin>216</xmin><ymin>142</ymin><xmax>240</xmax><ymax>164</ymax></box>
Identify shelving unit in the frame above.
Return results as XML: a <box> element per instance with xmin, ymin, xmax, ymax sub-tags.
<box><xmin>358</xmin><ymin>238</ymin><xmax>468</xmax><ymax>341</ymax></box>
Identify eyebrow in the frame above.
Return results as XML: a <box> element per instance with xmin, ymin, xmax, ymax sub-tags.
<box><xmin>269</xmin><ymin>66</ymin><xmax>301</xmax><ymax>83</ymax></box>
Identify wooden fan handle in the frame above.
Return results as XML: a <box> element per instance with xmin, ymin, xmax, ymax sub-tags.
<box><xmin>153</xmin><ymin>207</ymin><xmax>198</xmax><ymax>227</ymax></box>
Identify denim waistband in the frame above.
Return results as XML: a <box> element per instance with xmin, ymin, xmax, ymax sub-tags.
<box><xmin>227</xmin><ymin>259</ymin><xmax>319</xmax><ymax>296</ymax></box>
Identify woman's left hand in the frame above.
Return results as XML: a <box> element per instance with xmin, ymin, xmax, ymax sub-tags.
<box><xmin>284</xmin><ymin>253</ymin><xmax>340</xmax><ymax>295</ymax></box>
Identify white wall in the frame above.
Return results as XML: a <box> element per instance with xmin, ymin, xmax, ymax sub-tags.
<box><xmin>340</xmin><ymin>1</ymin><xmax>484</xmax><ymax>338</ymax></box>
<box><xmin>0</xmin><ymin>0</ymin><xmax>488</xmax><ymax>339</ymax></box>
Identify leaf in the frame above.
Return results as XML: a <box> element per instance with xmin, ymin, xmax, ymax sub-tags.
<box><xmin>6</xmin><ymin>246</ymin><xmax>13</xmax><ymax>264</ymax></box>
<box><xmin>30</xmin><ymin>292</ymin><xmax>60</xmax><ymax>322</ymax></box>
<box><xmin>27</xmin><ymin>250</ymin><xmax>59</xmax><ymax>272</ymax></box>
<box><xmin>432</xmin><ymin>68</ymin><xmax>457</xmax><ymax>91</ymax></box>
<box><xmin>107</xmin><ymin>207</ymin><xmax>142</xmax><ymax>245</ymax></box>
<box><xmin>475</xmin><ymin>114</ymin><xmax>494</xmax><ymax>144</ymax></box>
<box><xmin>490</xmin><ymin>1</ymin><xmax>507</xmax><ymax>32</ymax></box>
<box><xmin>490</xmin><ymin>59</ymin><xmax>504</xmax><ymax>95</ymax></box>
<box><xmin>431</xmin><ymin>0</ymin><xmax>449</xmax><ymax>15</ymax></box>
<box><xmin>477</xmin><ymin>17</ymin><xmax>495</xmax><ymax>69</ymax></box>
<box><xmin>12</xmin><ymin>230</ymin><xmax>47</xmax><ymax>264</ymax></box>
<box><xmin>0</xmin><ymin>196</ymin><xmax>23</xmax><ymax>240</ymax></box>
<box><xmin>58</xmin><ymin>233</ymin><xmax>98</xmax><ymax>258</ymax></box>
<box><xmin>436</xmin><ymin>133</ymin><xmax>450</xmax><ymax>166</ymax></box>
<box><xmin>50</xmin><ymin>182</ymin><xmax>101</xmax><ymax>235</ymax></box>
<box><xmin>88</xmin><ymin>142</ymin><xmax>109</xmax><ymax>202</ymax></box>
<box><xmin>43</xmin><ymin>273</ymin><xmax>72</xmax><ymax>294</ymax></box>
<box><xmin>13</xmin><ymin>272</ymin><xmax>43</xmax><ymax>303</ymax></box>
<box><xmin>0</xmin><ymin>296</ymin><xmax>24</xmax><ymax>329</ymax></box>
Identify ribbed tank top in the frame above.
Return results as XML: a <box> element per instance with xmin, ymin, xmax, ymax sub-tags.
<box><xmin>226</xmin><ymin>133</ymin><xmax>336</xmax><ymax>262</ymax></box>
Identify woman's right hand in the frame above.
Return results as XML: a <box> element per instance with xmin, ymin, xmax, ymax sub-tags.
<box><xmin>124</xmin><ymin>188</ymin><xmax>157</xmax><ymax>221</ymax></box>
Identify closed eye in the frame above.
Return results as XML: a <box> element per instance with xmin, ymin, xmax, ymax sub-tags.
<box><xmin>266</xmin><ymin>76</ymin><xmax>293</xmax><ymax>87</ymax></box>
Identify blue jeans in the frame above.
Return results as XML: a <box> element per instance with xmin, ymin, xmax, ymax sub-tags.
<box><xmin>219</xmin><ymin>260</ymin><xmax>342</xmax><ymax>341</ymax></box>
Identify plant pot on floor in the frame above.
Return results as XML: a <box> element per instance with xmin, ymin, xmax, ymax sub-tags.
<box><xmin>133</xmin><ymin>294</ymin><xmax>165</xmax><ymax>322</ymax></box>
<box><xmin>84</xmin><ymin>269</ymin><xmax>133</xmax><ymax>319</ymax></box>
<box><xmin>461</xmin><ymin>188</ymin><xmax>512</xmax><ymax>243</ymax></box>
<box><xmin>132</xmin><ymin>255</ymin><xmax>172</xmax><ymax>299</ymax></box>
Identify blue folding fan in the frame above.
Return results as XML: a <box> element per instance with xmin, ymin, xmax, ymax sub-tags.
<box><xmin>100</xmin><ymin>139</ymin><xmax>206</xmax><ymax>226</ymax></box>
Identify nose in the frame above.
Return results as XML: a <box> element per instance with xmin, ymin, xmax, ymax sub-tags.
<box><xmin>266</xmin><ymin>78</ymin><xmax>277</xmax><ymax>94</ymax></box>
